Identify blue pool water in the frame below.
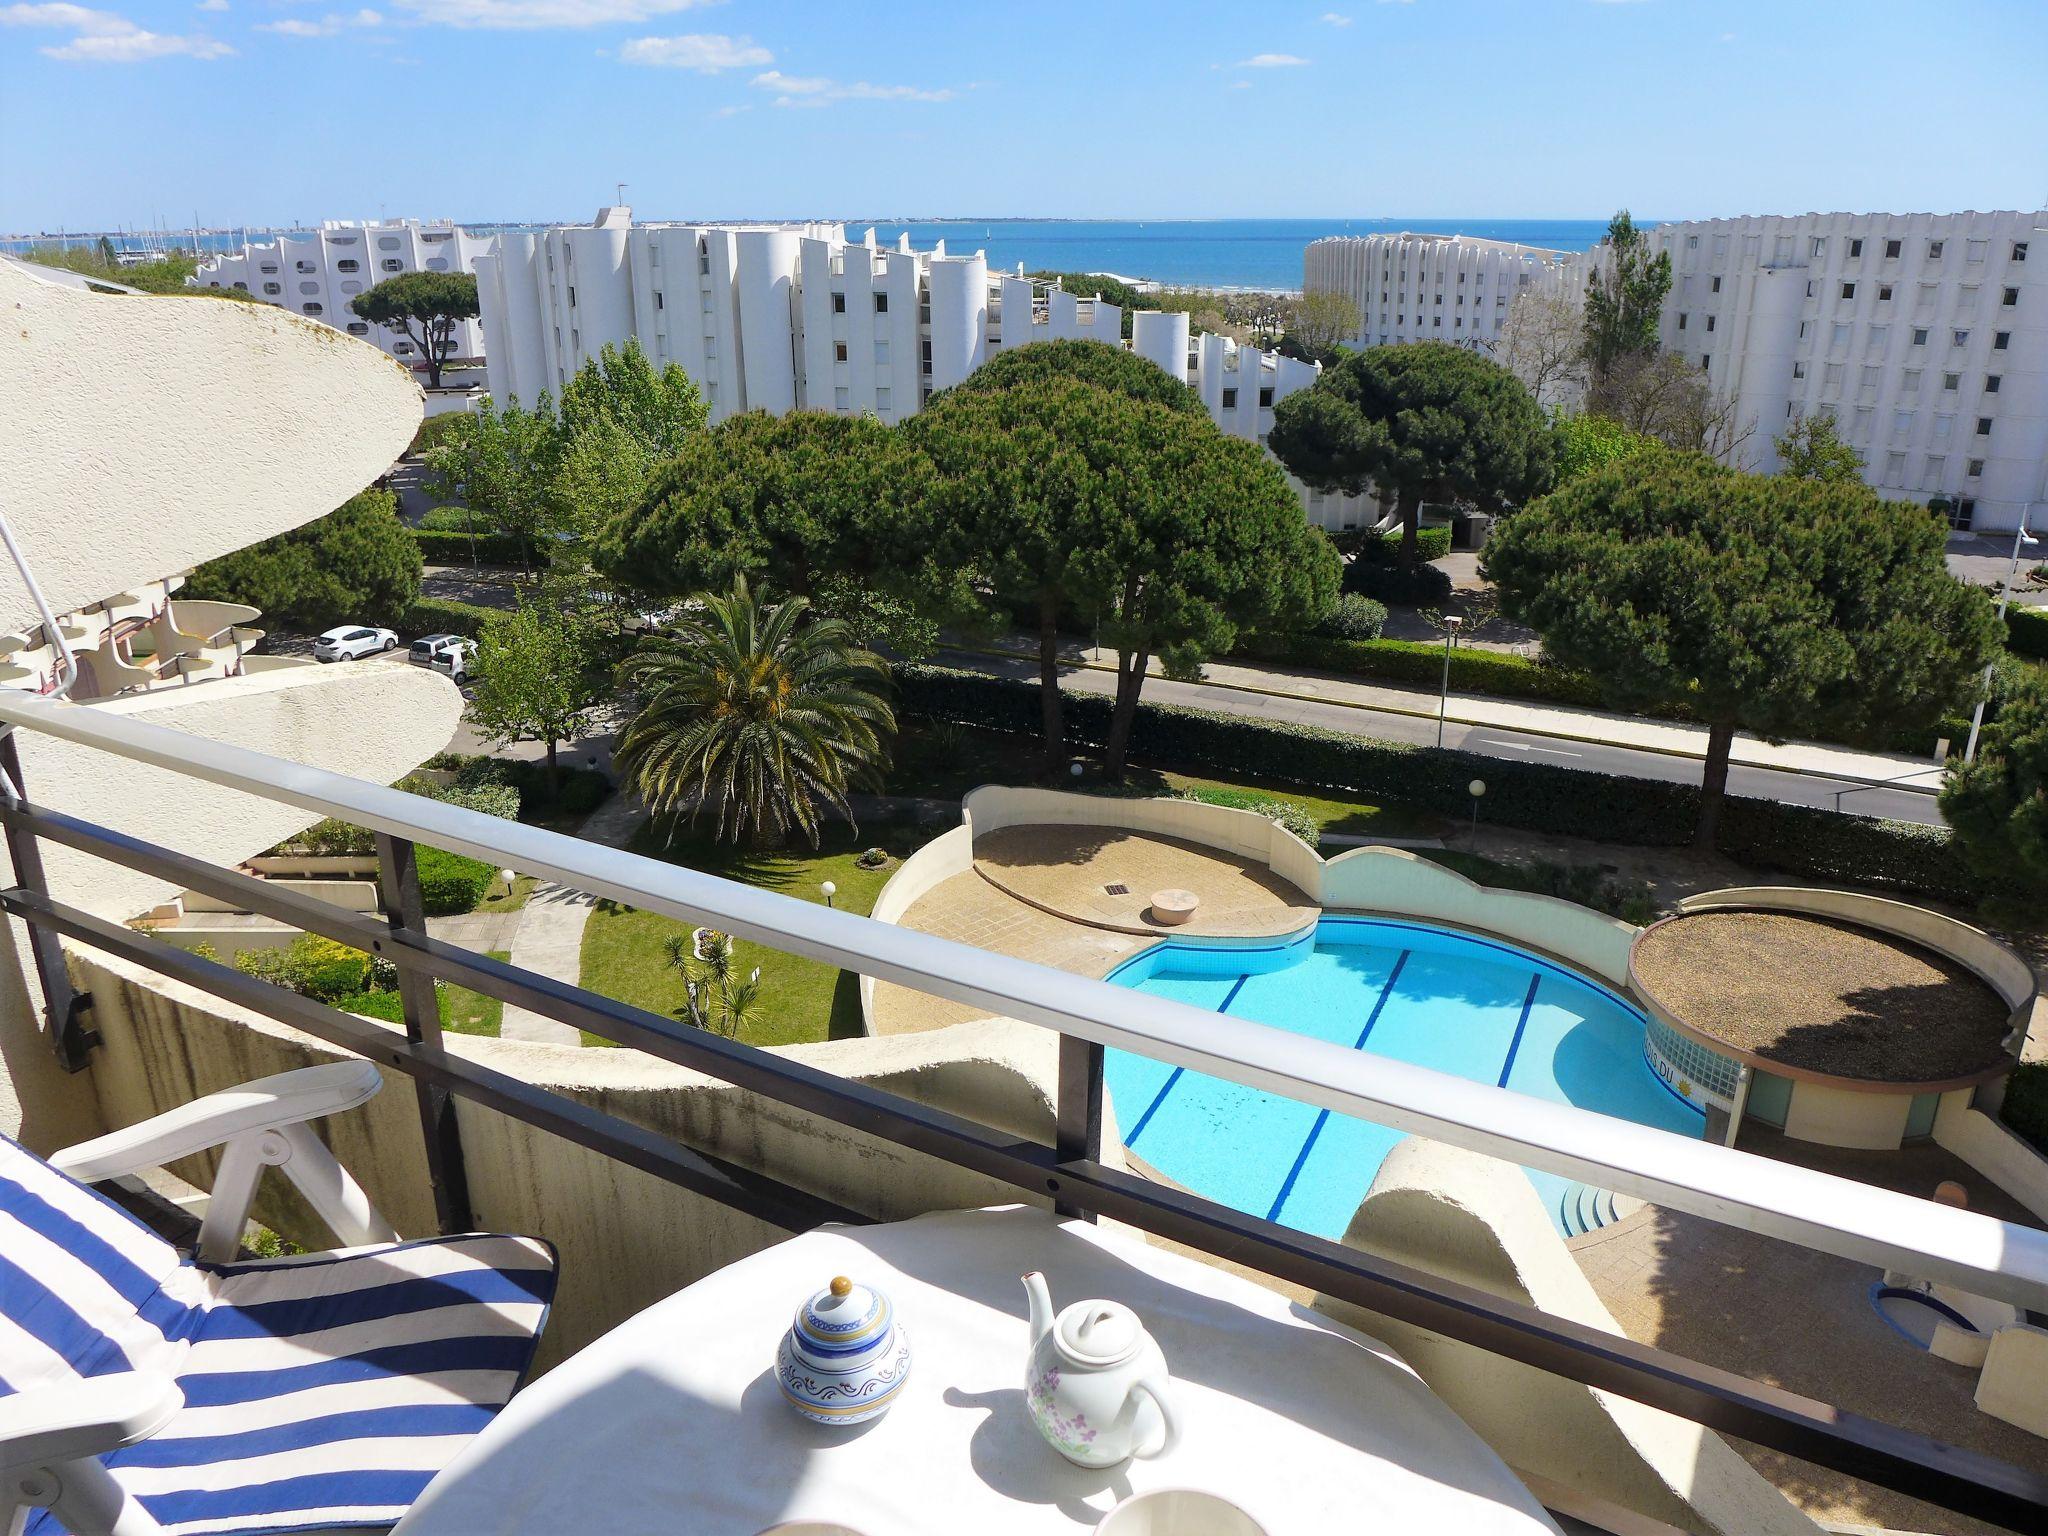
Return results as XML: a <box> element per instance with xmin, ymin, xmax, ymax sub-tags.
<box><xmin>1104</xmin><ymin>917</ymin><xmax>1703</xmax><ymax>1238</ymax></box>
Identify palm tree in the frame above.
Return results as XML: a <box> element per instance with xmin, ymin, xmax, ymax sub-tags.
<box><xmin>615</xmin><ymin>576</ymin><xmax>895</xmax><ymax>847</ymax></box>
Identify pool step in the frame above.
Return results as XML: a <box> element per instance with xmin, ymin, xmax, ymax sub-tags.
<box><xmin>1558</xmin><ymin>1181</ymin><xmax>1643</xmax><ymax>1238</ymax></box>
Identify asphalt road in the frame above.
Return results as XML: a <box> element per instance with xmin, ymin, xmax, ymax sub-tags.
<box><xmin>930</xmin><ymin>648</ymin><xmax>1945</xmax><ymax>827</ymax></box>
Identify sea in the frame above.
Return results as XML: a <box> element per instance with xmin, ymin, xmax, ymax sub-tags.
<box><xmin>3</xmin><ymin>218</ymin><xmax>1626</xmax><ymax>293</ymax></box>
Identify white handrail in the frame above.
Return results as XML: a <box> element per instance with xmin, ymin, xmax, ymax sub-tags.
<box><xmin>6</xmin><ymin>687</ymin><xmax>2047</xmax><ymax>1311</ymax></box>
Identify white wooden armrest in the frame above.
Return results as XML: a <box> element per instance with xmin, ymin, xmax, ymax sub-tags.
<box><xmin>50</xmin><ymin>1061</ymin><xmax>399</xmax><ymax>1262</ymax></box>
<box><xmin>0</xmin><ymin>1373</ymin><xmax>180</xmax><ymax>1536</ymax></box>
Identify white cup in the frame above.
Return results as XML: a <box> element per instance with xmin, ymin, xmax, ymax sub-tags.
<box><xmin>1092</xmin><ymin>1488</ymin><xmax>1269</xmax><ymax>1536</ymax></box>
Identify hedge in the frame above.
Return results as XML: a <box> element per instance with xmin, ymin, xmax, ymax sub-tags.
<box><xmin>413</xmin><ymin>528</ymin><xmax>538</xmax><ymax>567</ymax></box>
<box><xmin>1236</xmin><ymin>634</ymin><xmax>1614</xmax><ymax>711</ymax></box>
<box><xmin>399</xmin><ymin>595</ymin><xmax>506</xmax><ymax>637</ymax></box>
<box><xmin>894</xmin><ymin>663</ymin><xmax>1974</xmax><ymax>900</ymax></box>
<box><xmin>1346</xmin><ymin>524</ymin><xmax>1455</xmax><ymax>563</ymax></box>
<box><xmin>416</xmin><ymin>845</ymin><xmax>498</xmax><ymax>915</ymax></box>
<box><xmin>427</xmin><ymin>752</ymin><xmax>612</xmax><ymax>820</ymax></box>
<box><xmin>2008</xmin><ymin>606</ymin><xmax>2048</xmax><ymax>660</ymax></box>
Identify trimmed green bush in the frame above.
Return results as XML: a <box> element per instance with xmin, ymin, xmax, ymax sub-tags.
<box><xmin>400</xmin><ymin>595</ymin><xmax>506</xmax><ymax>637</ymax></box>
<box><xmin>1349</xmin><ymin>524</ymin><xmax>1454</xmax><ymax>564</ymax></box>
<box><xmin>274</xmin><ymin>817</ymin><xmax>375</xmax><ymax>856</ymax></box>
<box><xmin>427</xmin><ymin>752</ymin><xmax>611</xmax><ymax>821</ymax></box>
<box><xmin>1343</xmin><ymin>557</ymin><xmax>1453</xmax><ymax>607</ymax></box>
<box><xmin>2004</xmin><ymin>1063</ymin><xmax>2048</xmax><ymax>1155</ymax></box>
<box><xmin>1312</xmin><ymin>594</ymin><xmax>1388</xmax><ymax>642</ymax></box>
<box><xmin>1238</xmin><ymin>633</ymin><xmax>1612</xmax><ymax>709</ymax></box>
<box><xmin>233</xmin><ymin>935</ymin><xmax>372</xmax><ymax>1002</ymax></box>
<box><xmin>895</xmin><ymin>663</ymin><xmax>1973</xmax><ymax>899</ymax></box>
<box><xmin>2008</xmin><ymin>606</ymin><xmax>2048</xmax><ymax>660</ymax></box>
<box><xmin>1175</xmin><ymin>787</ymin><xmax>1319</xmax><ymax>850</ymax></box>
<box><xmin>415</xmin><ymin>845</ymin><xmax>497</xmax><ymax>915</ymax></box>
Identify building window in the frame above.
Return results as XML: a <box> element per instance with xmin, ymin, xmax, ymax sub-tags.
<box><xmin>1823</xmin><ymin>362</ymin><xmax>1844</xmax><ymax>391</ymax></box>
<box><xmin>381</xmin><ymin>259</ymin><xmax>402</xmax><ymax>273</ymax></box>
<box><xmin>1884</xmin><ymin>238</ymin><xmax>1902</xmax><ymax>259</ymax></box>
<box><xmin>1977</xmin><ymin>417</ymin><xmax>1993</xmax><ymax>435</ymax></box>
<box><xmin>1853</xmin><ymin>405</ymin><xmax>1873</xmax><ymax>435</ymax></box>
<box><xmin>1867</xmin><ymin>324</ymin><xmax>1888</xmax><ymax>350</ymax></box>
<box><xmin>2014</xmin><ymin>241</ymin><xmax>2030</xmax><ymax>262</ymax></box>
<box><xmin>1912</xmin><ymin>327</ymin><xmax>1929</xmax><ymax>346</ymax></box>
<box><xmin>874</xmin><ymin>293</ymin><xmax>890</xmax><ymax>314</ymax></box>
<box><xmin>1955</xmin><ymin>498</ymin><xmax>1976</xmax><ymax>528</ymax></box>
<box><xmin>1902</xmin><ymin>368</ymin><xmax>1921</xmax><ymax>392</ymax></box>
<box><xmin>1994</xmin><ymin>330</ymin><xmax>2011</xmax><ymax>349</ymax></box>
<box><xmin>1885</xmin><ymin>451</ymin><xmax>1905</xmax><ymax>482</ymax></box>
<box><xmin>834</xmin><ymin>342</ymin><xmax>848</xmax><ymax>363</ymax></box>
<box><xmin>1710</xmin><ymin>275</ymin><xmax>1722</xmax><ymax>293</ymax></box>
<box><xmin>653</xmin><ymin>291</ymin><xmax>664</xmax><ymax>311</ymax></box>
<box><xmin>1688</xmin><ymin>234</ymin><xmax>1701</xmax><ymax>250</ymax></box>
<box><xmin>1840</xmin><ymin>281</ymin><xmax>1855</xmax><ymax>299</ymax></box>
<box><xmin>834</xmin><ymin>386</ymin><xmax>850</xmax><ymax>410</ymax></box>
<box><xmin>302</xmin><ymin>303</ymin><xmax>323</xmax><ymax>316</ymax></box>
<box><xmin>1892</xmin><ymin>410</ymin><xmax>1912</xmax><ymax>437</ymax></box>
<box><xmin>379</xmin><ymin>237</ymin><xmax>401</xmax><ymax>251</ymax></box>
<box><xmin>1792</xmin><ymin>360</ymin><xmax>1807</xmax><ymax>379</ymax></box>
<box><xmin>1831</xmin><ymin>322</ymin><xmax>1851</xmax><ymax>349</ymax></box>
<box><xmin>1809</xmin><ymin>237</ymin><xmax>1825</xmax><ymax>258</ymax></box>
<box><xmin>1878</xmin><ymin>283</ymin><xmax>1893</xmax><ymax>301</ymax></box>
<box><xmin>1700</xmin><ymin>355</ymin><xmax>1711</xmax><ymax>371</ymax></box>
<box><xmin>1928</xmin><ymin>239</ymin><xmax>1945</xmax><ymax>260</ymax></box>
<box><xmin>299</xmin><ymin>281</ymin><xmax>319</xmax><ymax>294</ymax></box>
<box><xmin>346</xmin><ymin>322</ymin><xmax>369</xmax><ymax>336</ymax></box>
<box><xmin>392</xmin><ymin>342</ymin><xmax>412</xmax><ymax>356</ymax></box>
<box><xmin>1849</xmin><ymin>238</ymin><xmax>1864</xmax><ymax>259</ymax></box>
<box><xmin>336</xmin><ymin>259</ymin><xmax>359</xmax><ymax>273</ymax></box>
<box><xmin>262</xmin><ymin>281</ymin><xmax>281</xmax><ymax>295</ymax></box>
<box><xmin>699</xmin><ymin>253</ymin><xmax>711</xmax><ymax>275</ymax></box>
<box><xmin>1934</xmin><ymin>414</ymin><xmax>1953</xmax><ymax>439</ymax></box>
<box><xmin>1705</xmin><ymin>315</ymin><xmax>1716</xmax><ymax>332</ymax></box>
<box><xmin>259</xmin><ymin>263</ymin><xmax>278</xmax><ymax>275</ymax></box>
<box><xmin>567</xmin><ymin>286</ymin><xmax>576</xmax><ymax>307</ymax></box>
<box><xmin>875</xmin><ymin>387</ymin><xmax>892</xmax><ymax>411</ymax></box>
<box><xmin>1968</xmin><ymin>238</ymin><xmax>1989</xmax><ymax>263</ymax></box>
<box><xmin>1968</xmin><ymin>458</ymin><xmax>1985</xmax><ymax>478</ymax></box>
<box><xmin>1259</xmin><ymin>387</ymin><xmax>1274</xmax><ymax>408</ymax></box>
<box><xmin>1953</xmin><ymin>328</ymin><xmax>1970</xmax><ymax>347</ymax></box>
<box><xmin>1986</xmin><ymin>374</ymin><xmax>2001</xmax><ymax>393</ymax></box>
<box><xmin>341</xmin><ymin>281</ymin><xmax>361</xmax><ymax>295</ymax></box>
<box><xmin>874</xmin><ymin>341</ymin><xmax>889</xmax><ymax>365</ymax></box>
<box><xmin>425</xmin><ymin>258</ymin><xmax>449</xmax><ymax>271</ymax></box>
<box><xmin>296</xmin><ymin>260</ymin><xmax>315</xmax><ymax>274</ymax></box>
<box><xmin>326</xmin><ymin>234</ymin><xmax>356</xmax><ymax>246</ymax></box>
<box><xmin>2003</xmin><ymin>286</ymin><xmax>2020</xmax><ymax>306</ymax></box>
<box><xmin>1677</xmin><ymin>313</ymin><xmax>1688</xmax><ymax>331</ymax></box>
<box><xmin>1943</xmin><ymin>372</ymin><xmax>1960</xmax><ymax>390</ymax></box>
<box><xmin>831</xmin><ymin>292</ymin><xmax>846</xmax><ymax>313</ymax></box>
<box><xmin>1861</xmin><ymin>365</ymin><xmax>1882</xmax><ymax>391</ymax></box>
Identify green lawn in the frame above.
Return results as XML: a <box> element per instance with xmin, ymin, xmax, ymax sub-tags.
<box><xmin>473</xmin><ymin>874</ymin><xmax>539</xmax><ymax>916</ymax></box>
<box><xmin>440</xmin><ymin>950</ymin><xmax>510</xmax><ymax>1036</ymax></box>
<box><xmin>576</xmin><ymin>821</ymin><xmax>927</xmax><ymax>1048</ymax></box>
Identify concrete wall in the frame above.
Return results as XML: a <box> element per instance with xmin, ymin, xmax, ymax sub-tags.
<box><xmin>1318</xmin><ymin>1138</ymin><xmax>1824</xmax><ymax>1535</ymax></box>
<box><xmin>0</xmin><ymin>258</ymin><xmax>420</xmax><ymax>630</ymax></box>
<box><xmin>961</xmin><ymin>784</ymin><xmax>1319</xmax><ymax>891</ymax></box>
<box><xmin>67</xmin><ymin>950</ymin><xmax>1068</xmax><ymax>1369</ymax></box>
<box><xmin>859</xmin><ymin>819</ymin><xmax>975</xmax><ymax>1032</ymax></box>
<box><xmin>1934</xmin><ymin>1095</ymin><xmax>2048</xmax><ymax>1224</ymax></box>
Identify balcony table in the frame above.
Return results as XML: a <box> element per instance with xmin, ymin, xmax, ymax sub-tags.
<box><xmin>395</xmin><ymin>1205</ymin><xmax>1561</xmax><ymax>1535</ymax></box>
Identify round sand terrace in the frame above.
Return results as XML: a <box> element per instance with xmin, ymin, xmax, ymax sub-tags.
<box><xmin>1631</xmin><ymin>907</ymin><xmax>2015</xmax><ymax>1091</ymax></box>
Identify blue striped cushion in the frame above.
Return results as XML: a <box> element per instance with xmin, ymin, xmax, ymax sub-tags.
<box><xmin>2</xmin><ymin>1136</ymin><xmax>555</xmax><ymax>1536</ymax></box>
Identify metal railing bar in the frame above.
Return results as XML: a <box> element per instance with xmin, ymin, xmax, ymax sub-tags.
<box><xmin>1</xmin><ymin>889</ymin><xmax>861</xmax><ymax>1233</ymax></box>
<box><xmin>10</xmin><ymin>884</ymin><xmax>2048</xmax><ymax>1530</ymax></box>
<box><xmin>0</xmin><ymin>700</ymin><xmax>2042</xmax><ymax>1313</ymax></box>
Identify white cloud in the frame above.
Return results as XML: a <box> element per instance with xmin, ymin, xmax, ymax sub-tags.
<box><xmin>257</xmin><ymin>8</ymin><xmax>381</xmax><ymax>35</ymax></box>
<box><xmin>749</xmin><ymin>67</ymin><xmax>954</xmax><ymax>106</ymax></box>
<box><xmin>196</xmin><ymin>0</ymin><xmax>228</xmax><ymax>10</ymax></box>
<box><xmin>393</xmin><ymin>0</ymin><xmax>717</xmax><ymax>26</ymax></box>
<box><xmin>1321</xmin><ymin>11</ymin><xmax>1352</xmax><ymax>23</ymax></box>
<box><xmin>1234</xmin><ymin>52</ymin><xmax>1307</xmax><ymax>67</ymax></box>
<box><xmin>618</xmin><ymin>31</ymin><xmax>767</xmax><ymax>70</ymax></box>
<box><xmin>1</xmin><ymin>2</ymin><xmax>234</xmax><ymax>58</ymax></box>
<box><xmin>1226</xmin><ymin>79</ymin><xmax>1251</xmax><ymax>89</ymax></box>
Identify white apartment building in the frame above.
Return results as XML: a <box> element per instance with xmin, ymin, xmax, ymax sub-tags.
<box><xmin>1302</xmin><ymin>232</ymin><xmax>1576</xmax><ymax>352</ymax></box>
<box><xmin>192</xmin><ymin>219</ymin><xmax>492</xmax><ymax>372</ymax></box>
<box><xmin>1617</xmin><ymin>210</ymin><xmax>2048</xmax><ymax>532</ymax></box>
<box><xmin>476</xmin><ymin>208</ymin><xmax>1368</xmax><ymax>527</ymax></box>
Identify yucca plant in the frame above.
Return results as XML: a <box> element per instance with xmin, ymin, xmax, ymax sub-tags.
<box><xmin>615</xmin><ymin>576</ymin><xmax>895</xmax><ymax>847</ymax></box>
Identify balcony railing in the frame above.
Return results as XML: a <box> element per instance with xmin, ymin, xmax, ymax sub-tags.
<box><xmin>0</xmin><ymin>688</ymin><xmax>2044</xmax><ymax>1531</ymax></box>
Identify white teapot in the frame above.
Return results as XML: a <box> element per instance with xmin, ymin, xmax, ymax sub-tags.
<box><xmin>1022</xmin><ymin>1271</ymin><xmax>1181</xmax><ymax>1468</ymax></box>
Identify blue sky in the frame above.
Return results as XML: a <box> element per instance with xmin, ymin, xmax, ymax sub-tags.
<box><xmin>3</xmin><ymin>0</ymin><xmax>2044</xmax><ymax>231</ymax></box>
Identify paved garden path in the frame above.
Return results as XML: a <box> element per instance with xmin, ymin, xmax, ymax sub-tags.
<box><xmin>498</xmin><ymin>794</ymin><xmax>645</xmax><ymax>1045</ymax></box>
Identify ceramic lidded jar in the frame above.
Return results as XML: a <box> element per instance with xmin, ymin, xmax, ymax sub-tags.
<box><xmin>776</xmin><ymin>1275</ymin><xmax>912</xmax><ymax>1426</ymax></box>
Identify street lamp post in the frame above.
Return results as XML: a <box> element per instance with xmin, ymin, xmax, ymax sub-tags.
<box><xmin>1964</xmin><ymin>510</ymin><xmax>2038</xmax><ymax>763</ymax></box>
<box><xmin>820</xmin><ymin>880</ymin><xmax>836</xmax><ymax>910</ymax></box>
<box><xmin>1436</xmin><ymin>615</ymin><xmax>1464</xmax><ymax>748</ymax></box>
<box><xmin>1468</xmin><ymin>778</ymin><xmax>1486</xmax><ymax>840</ymax></box>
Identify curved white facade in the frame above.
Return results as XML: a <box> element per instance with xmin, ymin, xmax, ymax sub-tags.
<box><xmin>191</xmin><ymin>219</ymin><xmax>491</xmax><ymax>373</ymax></box>
<box><xmin>1304</xmin><ymin>233</ymin><xmax>1574</xmax><ymax>352</ymax></box>
<box><xmin>476</xmin><ymin>208</ymin><xmax>1365</xmax><ymax>524</ymax></box>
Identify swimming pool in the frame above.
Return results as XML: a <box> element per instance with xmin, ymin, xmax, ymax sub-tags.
<box><xmin>1104</xmin><ymin>916</ymin><xmax>1704</xmax><ymax>1239</ymax></box>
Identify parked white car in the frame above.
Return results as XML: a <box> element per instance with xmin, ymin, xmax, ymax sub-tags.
<box><xmin>410</xmin><ymin>633</ymin><xmax>477</xmax><ymax>683</ymax></box>
<box><xmin>313</xmin><ymin>625</ymin><xmax>398</xmax><ymax>662</ymax></box>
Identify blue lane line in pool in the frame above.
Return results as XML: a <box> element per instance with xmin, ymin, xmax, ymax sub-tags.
<box><xmin>1125</xmin><ymin>972</ymin><xmax>1254</xmax><ymax>1151</ymax></box>
<box><xmin>1496</xmin><ymin>974</ymin><xmax>1543</xmax><ymax>1088</ymax></box>
<box><xmin>1264</xmin><ymin>951</ymin><xmax>1411</xmax><ymax>1224</ymax></box>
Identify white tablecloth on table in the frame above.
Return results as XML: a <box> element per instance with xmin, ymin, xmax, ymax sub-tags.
<box><xmin>396</xmin><ymin>1206</ymin><xmax>1561</xmax><ymax>1535</ymax></box>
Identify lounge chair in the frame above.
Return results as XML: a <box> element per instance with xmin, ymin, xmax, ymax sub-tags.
<box><xmin>0</xmin><ymin>1061</ymin><xmax>556</xmax><ymax>1536</ymax></box>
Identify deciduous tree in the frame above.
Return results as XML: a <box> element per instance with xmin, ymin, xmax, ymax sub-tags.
<box><xmin>1485</xmin><ymin>452</ymin><xmax>1999</xmax><ymax>847</ymax></box>
<box><xmin>1775</xmin><ymin>411</ymin><xmax>1867</xmax><ymax>483</ymax></box>
<box><xmin>349</xmin><ymin>271</ymin><xmax>480</xmax><ymax>388</ymax></box>
<box><xmin>1582</xmin><ymin>210</ymin><xmax>1671</xmax><ymax>410</ymax></box>
<box><xmin>1495</xmin><ymin>290</ymin><xmax>1586</xmax><ymax>410</ymax></box>
<box><xmin>467</xmin><ymin>603</ymin><xmax>606</xmax><ymax>788</ymax></box>
<box><xmin>1267</xmin><ymin>341</ymin><xmax>1553</xmax><ymax>564</ymax></box>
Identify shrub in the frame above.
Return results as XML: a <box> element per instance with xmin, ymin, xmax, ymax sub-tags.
<box><xmin>1312</xmin><ymin>594</ymin><xmax>1389</xmax><ymax>642</ymax></box>
<box><xmin>233</xmin><ymin>934</ymin><xmax>372</xmax><ymax>1002</ymax></box>
<box><xmin>2004</xmin><ymin>1063</ymin><xmax>2048</xmax><ymax>1155</ymax></box>
<box><xmin>1350</xmin><ymin>524</ymin><xmax>1455</xmax><ymax>564</ymax></box>
<box><xmin>272</xmin><ymin>817</ymin><xmax>375</xmax><ymax>856</ymax></box>
<box><xmin>1175</xmin><ymin>787</ymin><xmax>1319</xmax><ymax>850</ymax></box>
<box><xmin>184</xmin><ymin>488</ymin><xmax>422</xmax><ymax>631</ymax></box>
<box><xmin>1236</xmin><ymin>632</ymin><xmax>1614</xmax><ymax>710</ymax></box>
<box><xmin>415</xmin><ymin>845</ymin><xmax>497</xmax><ymax>915</ymax></box>
<box><xmin>1715</xmin><ymin>797</ymin><xmax>1986</xmax><ymax>904</ymax></box>
<box><xmin>400</xmin><ymin>595</ymin><xmax>507</xmax><ymax>638</ymax></box>
<box><xmin>418</xmin><ymin>506</ymin><xmax>484</xmax><ymax>532</ymax></box>
<box><xmin>433</xmin><ymin>753</ymin><xmax>611</xmax><ymax>821</ymax></box>
<box><xmin>1342</xmin><ymin>556</ymin><xmax>1453</xmax><ymax>608</ymax></box>
<box><xmin>2008</xmin><ymin>606</ymin><xmax>2048</xmax><ymax>660</ymax></box>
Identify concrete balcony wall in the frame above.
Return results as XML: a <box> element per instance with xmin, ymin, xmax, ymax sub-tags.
<box><xmin>68</xmin><ymin>951</ymin><xmax>1065</xmax><ymax>1368</ymax></box>
<box><xmin>0</xmin><ymin>259</ymin><xmax>421</xmax><ymax>631</ymax></box>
